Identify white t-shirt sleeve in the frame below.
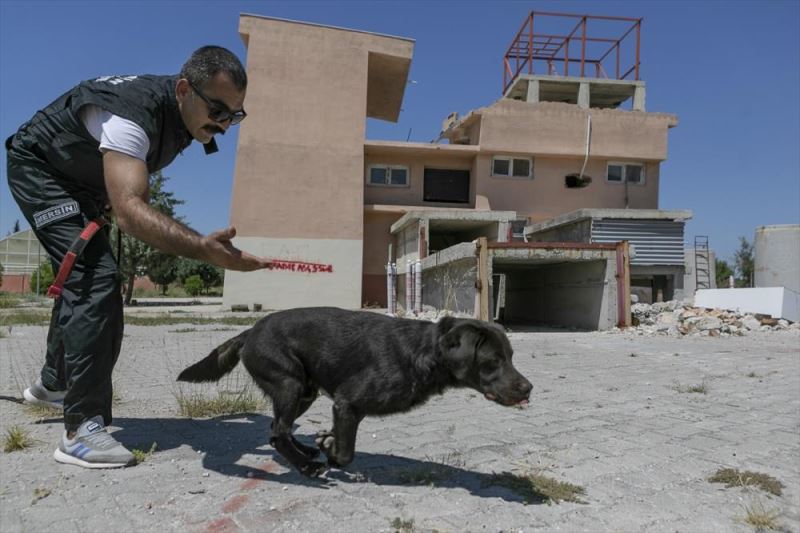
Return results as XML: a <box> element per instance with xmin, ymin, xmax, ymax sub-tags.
<box><xmin>79</xmin><ymin>104</ymin><xmax>150</xmax><ymax>161</ymax></box>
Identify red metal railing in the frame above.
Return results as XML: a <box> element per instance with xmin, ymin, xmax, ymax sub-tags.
<box><xmin>502</xmin><ymin>11</ymin><xmax>642</xmax><ymax>94</ymax></box>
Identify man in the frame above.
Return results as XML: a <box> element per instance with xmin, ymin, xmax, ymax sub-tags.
<box><xmin>5</xmin><ymin>46</ymin><xmax>270</xmax><ymax>468</ymax></box>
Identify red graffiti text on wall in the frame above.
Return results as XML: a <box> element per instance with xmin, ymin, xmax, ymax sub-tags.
<box><xmin>268</xmin><ymin>260</ymin><xmax>334</xmax><ymax>274</ymax></box>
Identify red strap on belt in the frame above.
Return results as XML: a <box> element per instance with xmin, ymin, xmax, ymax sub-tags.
<box><xmin>47</xmin><ymin>218</ymin><xmax>108</xmax><ymax>299</ymax></box>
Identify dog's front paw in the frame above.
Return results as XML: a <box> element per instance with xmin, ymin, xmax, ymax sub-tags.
<box><xmin>299</xmin><ymin>461</ymin><xmax>328</xmax><ymax>478</ymax></box>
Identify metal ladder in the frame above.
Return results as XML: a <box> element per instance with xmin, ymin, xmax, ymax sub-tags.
<box><xmin>694</xmin><ymin>236</ymin><xmax>711</xmax><ymax>290</ymax></box>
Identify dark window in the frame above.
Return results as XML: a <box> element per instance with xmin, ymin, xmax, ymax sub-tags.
<box><xmin>626</xmin><ymin>165</ymin><xmax>643</xmax><ymax>184</ymax></box>
<box><xmin>369</xmin><ymin>167</ymin><xmax>386</xmax><ymax>184</ymax></box>
<box><xmin>389</xmin><ymin>167</ymin><xmax>407</xmax><ymax>185</ymax></box>
<box><xmin>512</xmin><ymin>158</ymin><xmax>531</xmax><ymax>177</ymax></box>
<box><xmin>607</xmin><ymin>164</ymin><xmax>623</xmax><ymax>182</ymax></box>
<box><xmin>423</xmin><ymin>168</ymin><xmax>470</xmax><ymax>203</ymax></box>
<box><xmin>492</xmin><ymin>158</ymin><xmax>510</xmax><ymax>176</ymax></box>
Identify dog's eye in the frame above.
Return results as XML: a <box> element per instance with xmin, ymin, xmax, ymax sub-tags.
<box><xmin>480</xmin><ymin>360</ymin><xmax>499</xmax><ymax>373</ymax></box>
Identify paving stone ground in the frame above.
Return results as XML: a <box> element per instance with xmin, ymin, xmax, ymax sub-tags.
<box><xmin>1</xmin><ymin>312</ymin><xmax>798</xmax><ymax>533</ymax></box>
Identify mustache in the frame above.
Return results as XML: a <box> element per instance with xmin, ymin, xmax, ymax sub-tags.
<box><xmin>204</xmin><ymin>125</ymin><xmax>226</xmax><ymax>136</ymax></box>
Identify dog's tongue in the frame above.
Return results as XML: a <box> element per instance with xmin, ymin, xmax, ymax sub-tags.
<box><xmin>517</xmin><ymin>399</ymin><xmax>529</xmax><ymax>406</ymax></box>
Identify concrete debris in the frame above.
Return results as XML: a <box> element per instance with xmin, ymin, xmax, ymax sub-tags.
<box><xmin>395</xmin><ymin>305</ymin><xmax>472</xmax><ymax>322</ymax></box>
<box><xmin>610</xmin><ymin>301</ymin><xmax>799</xmax><ymax>337</ymax></box>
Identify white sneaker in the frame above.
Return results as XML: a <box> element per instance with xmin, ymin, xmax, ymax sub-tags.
<box><xmin>53</xmin><ymin>416</ymin><xmax>134</xmax><ymax>469</ymax></box>
<box><xmin>23</xmin><ymin>377</ymin><xmax>65</xmax><ymax>409</ymax></box>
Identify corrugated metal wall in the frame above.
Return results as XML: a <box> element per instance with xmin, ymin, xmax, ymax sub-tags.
<box><xmin>591</xmin><ymin>219</ymin><xmax>685</xmax><ymax>265</ymax></box>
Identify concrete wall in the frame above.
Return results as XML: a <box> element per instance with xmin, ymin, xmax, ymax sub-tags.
<box><xmin>225</xmin><ymin>16</ymin><xmax>413</xmax><ymax>310</ymax></box>
<box><xmin>526</xmin><ymin>219</ymin><xmax>593</xmax><ymax>243</ymax></box>
<box><xmin>396</xmin><ymin>224</ymin><xmax>420</xmax><ymax>271</ymax></box>
<box><xmin>695</xmin><ymin>287</ymin><xmax>799</xmax><ymax>323</ymax></box>
<box><xmin>754</xmin><ymin>225</ymin><xmax>800</xmax><ymax>293</ymax></box>
<box><xmin>362</xmin><ymin>210</ymin><xmax>403</xmax><ymax>306</ymax></box>
<box><xmin>224</xmin><ymin>236</ymin><xmax>362</xmax><ymax>309</ymax></box>
<box><xmin>477</xmin><ymin>100</ymin><xmax>675</xmax><ymax>160</ymax></box>
<box><xmin>475</xmin><ymin>155</ymin><xmax>659</xmax><ymax>223</ymax></box>
<box><xmin>498</xmin><ymin>260</ymin><xmax>617</xmax><ymax>330</ymax></box>
<box><xmin>0</xmin><ymin>274</ymin><xmax>32</xmax><ymax>294</ymax></box>
<box><xmin>418</xmin><ymin>258</ymin><xmax>478</xmax><ymax>315</ymax></box>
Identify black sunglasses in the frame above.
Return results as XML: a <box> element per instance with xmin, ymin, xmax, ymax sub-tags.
<box><xmin>188</xmin><ymin>81</ymin><xmax>247</xmax><ymax>125</ymax></box>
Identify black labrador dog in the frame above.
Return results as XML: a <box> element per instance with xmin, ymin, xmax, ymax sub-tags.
<box><xmin>178</xmin><ymin>307</ymin><xmax>532</xmax><ymax>476</ymax></box>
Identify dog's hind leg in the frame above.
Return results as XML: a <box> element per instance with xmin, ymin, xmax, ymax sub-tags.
<box><xmin>290</xmin><ymin>385</ymin><xmax>321</xmax><ymax>459</ymax></box>
<box><xmin>317</xmin><ymin>400</ymin><xmax>363</xmax><ymax>468</ymax></box>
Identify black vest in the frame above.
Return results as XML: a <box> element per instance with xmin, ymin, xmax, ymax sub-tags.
<box><xmin>9</xmin><ymin>74</ymin><xmax>196</xmax><ymax>196</ymax></box>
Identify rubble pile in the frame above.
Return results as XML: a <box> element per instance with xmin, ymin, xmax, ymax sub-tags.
<box><xmin>395</xmin><ymin>305</ymin><xmax>472</xmax><ymax>322</ymax></box>
<box><xmin>619</xmin><ymin>301</ymin><xmax>799</xmax><ymax>337</ymax></box>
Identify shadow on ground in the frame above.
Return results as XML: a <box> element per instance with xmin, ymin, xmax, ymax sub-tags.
<box><xmin>110</xmin><ymin>414</ymin><xmax>544</xmax><ymax>504</ymax></box>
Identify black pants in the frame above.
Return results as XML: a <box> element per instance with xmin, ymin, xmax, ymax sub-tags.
<box><xmin>6</xmin><ymin>136</ymin><xmax>123</xmax><ymax>432</ymax></box>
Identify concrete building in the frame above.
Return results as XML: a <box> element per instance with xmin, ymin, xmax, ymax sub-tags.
<box><xmin>224</xmin><ymin>12</ymin><xmax>687</xmax><ymax>328</ymax></box>
<box><xmin>0</xmin><ymin>229</ymin><xmax>46</xmax><ymax>293</ymax></box>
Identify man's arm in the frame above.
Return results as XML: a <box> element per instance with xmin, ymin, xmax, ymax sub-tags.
<box><xmin>103</xmin><ymin>150</ymin><xmax>270</xmax><ymax>271</ymax></box>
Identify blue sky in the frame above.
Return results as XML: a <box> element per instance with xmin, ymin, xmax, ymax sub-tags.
<box><xmin>1</xmin><ymin>0</ymin><xmax>798</xmax><ymax>263</ymax></box>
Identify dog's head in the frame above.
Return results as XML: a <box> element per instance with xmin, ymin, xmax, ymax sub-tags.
<box><xmin>438</xmin><ymin>319</ymin><xmax>532</xmax><ymax>407</ymax></box>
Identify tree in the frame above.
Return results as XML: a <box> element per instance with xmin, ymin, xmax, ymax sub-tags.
<box><xmin>715</xmin><ymin>259</ymin><xmax>734</xmax><ymax>288</ymax></box>
<box><xmin>111</xmin><ymin>170</ymin><xmax>185</xmax><ymax>304</ymax></box>
<box><xmin>146</xmin><ymin>252</ymin><xmax>179</xmax><ymax>295</ymax></box>
<box><xmin>177</xmin><ymin>258</ymin><xmax>223</xmax><ymax>294</ymax></box>
<box><xmin>183</xmin><ymin>275</ymin><xmax>204</xmax><ymax>297</ymax></box>
<box><xmin>13</xmin><ymin>220</ymin><xmax>20</xmax><ymax>234</ymax></box>
<box><xmin>733</xmin><ymin>236</ymin><xmax>754</xmax><ymax>288</ymax></box>
<box><xmin>30</xmin><ymin>261</ymin><xmax>54</xmax><ymax>295</ymax></box>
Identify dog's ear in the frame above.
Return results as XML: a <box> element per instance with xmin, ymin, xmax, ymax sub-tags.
<box><xmin>438</xmin><ymin>323</ymin><xmax>484</xmax><ymax>380</ymax></box>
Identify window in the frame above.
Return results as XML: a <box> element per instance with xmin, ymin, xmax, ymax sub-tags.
<box><xmin>367</xmin><ymin>165</ymin><xmax>409</xmax><ymax>187</ymax></box>
<box><xmin>492</xmin><ymin>156</ymin><xmax>533</xmax><ymax>179</ymax></box>
<box><xmin>423</xmin><ymin>168</ymin><xmax>470</xmax><ymax>203</ymax></box>
<box><xmin>607</xmin><ymin>162</ymin><xmax>645</xmax><ymax>184</ymax></box>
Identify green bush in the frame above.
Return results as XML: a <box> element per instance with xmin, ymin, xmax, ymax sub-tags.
<box><xmin>0</xmin><ymin>294</ymin><xmax>19</xmax><ymax>309</ymax></box>
<box><xmin>183</xmin><ymin>275</ymin><xmax>203</xmax><ymax>297</ymax></box>
<box><xmin>30</xmin><ymin>262</ymin><xmax>55</xmax><ymax>295</ymax></box>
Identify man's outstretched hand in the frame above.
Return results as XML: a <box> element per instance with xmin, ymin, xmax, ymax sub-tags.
<box><xmin>201</xmin><ymin>226</ymin><xmax>272</xmax><ymax>271</ymax></box>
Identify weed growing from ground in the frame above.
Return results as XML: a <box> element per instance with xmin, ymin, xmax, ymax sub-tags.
<box><xmin>389</xmin><ymin>517</ymin><xmax>415</xmax><ymax>532</ymax></box>
<box><xmin>672</xmin><ymin>380</ymin><xmax>709</xmax><ymax>394</ymax></box>
<box><xmin>709</xmin><ymin>468</ymin><xmax>783</xmax><ymax>496</ymax></box>
<box><xmin>489</xmin><ymin>469</ymin><xmax>587</xmax><ymax>505</ymax></box>
<box><xmin>132</xmin><ymin>442</ymin><xmax>158</xmax><ymax>465</ymax></box>
<box><xmin>3</xmin><ymin>426</ymin><xmax>34</xmax><ymax>452</ymax></box>
<box><xmin>740</xmin><ymin>498</ymin><xmax>782</xmax><ymax>530</ymax></box>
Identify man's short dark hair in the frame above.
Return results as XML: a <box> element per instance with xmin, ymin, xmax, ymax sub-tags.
<box><xmin>180</xmin><ymin>46</ymin><xmax>247</xmax><ymax>91</ymax></box>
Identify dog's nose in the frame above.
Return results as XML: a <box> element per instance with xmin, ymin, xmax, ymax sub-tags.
<box><xmin>519</xmin><ymin>380</ymin><xmax>533</xmax><ymax>397</ymax></box>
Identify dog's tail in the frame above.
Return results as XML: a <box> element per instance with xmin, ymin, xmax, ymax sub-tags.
<box><xmin>177</xmin><ymin>329</ymin><xmax>251</xmax><ymax>382</ymax></box>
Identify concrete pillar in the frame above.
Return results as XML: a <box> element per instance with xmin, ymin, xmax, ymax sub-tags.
<box><xmin>525</xmin><ymin>79</ymin><xmax>540</xmax><ymax>103</ymax></box>
<box><xmin>578</xmin><ymin>82</ymin><xmax>590</xmax><ymax>109</ymax></box>
<box><xmin>633</xmin><ymin>85</ymin><xmax>646</xmax><ymax>111</ymax></box>
<box><xmin>497</xmin><ymin>221</ymin><xmax>510</xmax><ymax>243</ymax></box>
